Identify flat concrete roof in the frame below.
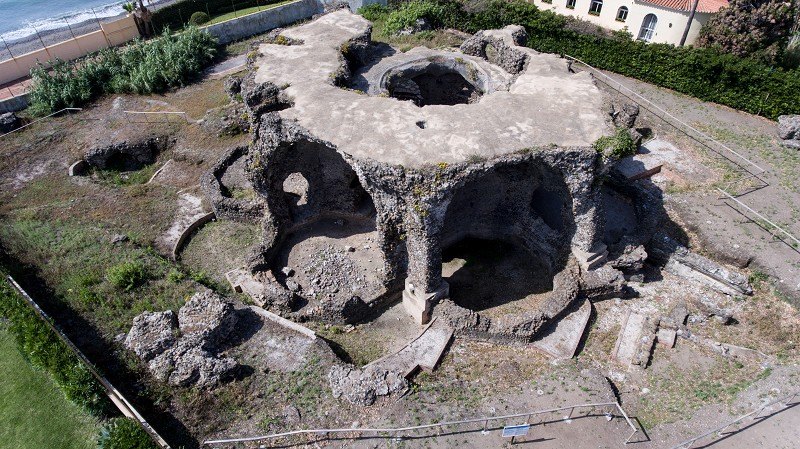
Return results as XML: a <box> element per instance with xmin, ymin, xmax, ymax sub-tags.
<box><xmin>253</xmin><ymin>10</ymin><xmax>613</xmax><ymax>168</ymax></box>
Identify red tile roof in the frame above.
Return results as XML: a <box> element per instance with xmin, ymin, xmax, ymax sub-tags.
<box><xmin>637</xmin><ymin>0</ymin><xmax>729</xmax><ymax>13</ymax></box>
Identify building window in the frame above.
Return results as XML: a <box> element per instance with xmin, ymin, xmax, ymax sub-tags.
<box><xmin>542</xmin><ymin>0</ymin><xmax>553</xmax><ymax>4</ymax></box>
<box><xmin>616</xmin><ymin>6</ymin><xmax>628</xmax><ymax>22</ymax></box>
<box><xmin>589</xmin><ymin>0</ymin><xmax>603</xmax><ymax>15</ymax></box>
<box><xmin>566</xmin><ymin>0</ymin><xmax>576</xmax><ymax>8</ymax></box>
<box><xmin>638</xmin><ymin>13</ymin><xmax>658</xmax><ymax>41</ymax></box>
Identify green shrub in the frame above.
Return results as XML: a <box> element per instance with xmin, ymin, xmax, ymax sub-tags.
<box><xmin>106</xmin><ymin>261</ymin><xmax>148</xmax><ymax>292</ymax></box>
<box><xmin>593</xmin><ymin>127</ymin><xmax>637</xmax><ymax>160</ymax></box>
<box><xmin>97</xmin><ymin>417</ymin><xmax>157</xmax><ymax>449</ymax></box>
<box><xmin>0</xmin><ymin>278</ymin><xmax>112</xmax><ymax>416</ymax></box>
<box><xmin>28</xmin><ymin>27</ymin><xmax>217</xmax><ymax>115</ymax></box>
<box><xmin>360</xmin><ymin>0</ymin><xmax>800</xmax><ymax>120</ymax></box>
<box><xmin>189</xmin><ymin>11</ymin><xmax>210</xmax><ymax>25</ymax></box>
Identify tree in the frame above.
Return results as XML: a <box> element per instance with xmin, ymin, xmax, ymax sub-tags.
<box><xmin>697</xmin><ymin>0</ymin><xmax>798</xmax><ymax>65</ymax></box>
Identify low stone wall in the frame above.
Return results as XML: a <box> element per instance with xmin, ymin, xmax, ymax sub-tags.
<box><xmin>202</xmin><ymin>0</ymin><xmax>324</xmax><ymax>45</ymax></box>
<box><xmin>0</xmin><ymin>93</ymin><xmax>29</xmax><ymax>114</ymax></box>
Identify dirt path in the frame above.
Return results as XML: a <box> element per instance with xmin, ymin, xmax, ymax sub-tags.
<box><xmin>589</xmin><ymin>67</ymin><xmax>800</xmax><ymax>304</ymax></box>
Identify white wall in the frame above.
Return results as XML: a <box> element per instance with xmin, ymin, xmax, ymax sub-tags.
<box><xmin>530</xmin><ymin>0</ymin><xmax>711</xmax><ymax>46</ymax></box>
<box><xmin>0</xmin><ymin>15</ymin><xmax>141</xmax><ymax>86</ymax></box>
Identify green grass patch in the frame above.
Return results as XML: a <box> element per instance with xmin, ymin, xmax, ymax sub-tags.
<box><xmin>207</xmin><ymin>0</ymin><xmax>295</xmax><ymax>24</ymax></box>
<box><xmin>0</xmin><ymin>326</ymin><xmax>101</xmax><ymax>449</ymax></box>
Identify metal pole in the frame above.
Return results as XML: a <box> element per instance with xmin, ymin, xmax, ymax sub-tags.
<box><xmin>63</xmin><ymin>17</ymin><xmax>84</xmax><ymax>55</ymax></box>
<box><xmin>31</xmin><ymin>25</ymin><xmax>52</xmax><ymax>60</ymax></box>
<box><xmin>92</xmin><ymin>8</ymin><xmax>112</xmax><ymax>46</ymax></box>
<box><xmin>231</xmin><ymin>0</ymin><xmax>238</xmax><ymax>17</ymax></box>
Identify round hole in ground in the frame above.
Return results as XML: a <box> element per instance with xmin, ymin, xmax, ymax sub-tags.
<box><xmin>387</xmin><ymin>62</ymin><xmax>483</xmax><ymax>107</ymax></box>
<box><xmin>442</xmin><ymin>237</ymin><xmax>553</xmax><ymax>317</ymax></box>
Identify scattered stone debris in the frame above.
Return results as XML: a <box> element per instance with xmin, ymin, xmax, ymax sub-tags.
<box><xmin>650</xmin><ymin>231</ymin><xmax>752</xmax><ymax>297</ymax></box>
<box><xmin>0</xmin><ymin>112</ymin><xmax>21</xmax><ymax>134</ymax></box>
<box><xmin>778</xmin><ymin>114</ymin><xmax>800</xmax><ymax>149</ymax></box>
<box><xmin>328</xmin><ymin>364</ymin><xmax>408</xmax><ymax>406</ymax></box>
<box><xmin>124</xmin><ymin>291</ymin><xmax>239</xmax><ymax>388</ymax></box>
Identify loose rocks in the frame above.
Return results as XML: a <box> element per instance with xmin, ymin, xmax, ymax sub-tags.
<box><xmin>778</xmin><ymin>115</ymin><xmax>800</xmax><ymax>149</ymax></box>
<box><xmin>124</xmin><ymin>291</ymin><xmax>240</xmax><ymax>388</ymax></box>
<box><xmin>328</xmin><ymin>364</ymin><xmax>408</xmax><ymax>406</ymax></box>
<box><xmin>0</xmin><ymin>112</ymin><xmax>21</xmax><ymax>134</ymax></box>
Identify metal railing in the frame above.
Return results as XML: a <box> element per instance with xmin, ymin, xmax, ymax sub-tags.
<box><xmin>5</xmin><ymin>275</ymin><xmax>172</xmax><ymax>449</ymax></box>
<box><xmin>123</xmin><ymin>110</ymin><xmax>190</xmax><ymax>124</ymax></box>
<box><xmin>669</xmin><ymin>390</ymin><xmax>799</xmax><ymax>449</ymax></box>
<box><xmin>203</xmin><ymin>401</ymin><xmax>640</xmax><ymax>446</ymax></box>
<box><xmin>0</xmin><ymin>107</ymin><xmax>82</xmax><ymax>139</ymax></box>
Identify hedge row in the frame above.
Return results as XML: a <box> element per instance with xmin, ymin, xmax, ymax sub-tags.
<box><xmin>0</xmin><ymin>277</ymin><xmax>113</xmax><ymax>417</ymax></box>
<box><xmin>151</xmin><ymin>0</ymin><xmax>286</xmax><ymax>33</ymax></box>
<box><xmin>364</xmin><ymin>0</ymin><xmax>800</xmax><ymax>120</ymax></box>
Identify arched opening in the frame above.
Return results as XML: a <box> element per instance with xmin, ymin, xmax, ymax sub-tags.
<box><xmin>616</xmin><ymin>6</ymin><xmax>628</xmax><ymax>22</ymax></box>
<box><xmin>638</xmin><ymin>14</ymin><xmax>658</xmax><ymax>42</ymax></box>
<box><xmin>262</xmin><ymin>140</ymin><xmax>385</xmax><ymax>321</ymax></box>
<box><xmin>439</xmin><ymin>161</ymin><xmax>573</xmax><ymax>315</ymax></box>
<box><xmin>589</xmin><ymin>0</ymin><xmax>603</xmax><ymax>15</ymax></box>
<box><xmin>272</xmin><ymin>140</ymin><xmax>375</xmax><ymax>224</ymax></box>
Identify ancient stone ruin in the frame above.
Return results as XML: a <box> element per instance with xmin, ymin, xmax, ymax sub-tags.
<box><xmin>128</xmin><ymin>10</ymin><xmax>754</xmax><ymax>394</ymax></box>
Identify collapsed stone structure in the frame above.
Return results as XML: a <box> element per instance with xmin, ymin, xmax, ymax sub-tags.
<box><xmin>125</xmin><ymin>291</ymin><xmax>239</xmax><ymax>388</ymax></box>
<box><xmin>199</xmin><ymin>10</ymin><xmax>748</xmax><ymax>348</ymax></box>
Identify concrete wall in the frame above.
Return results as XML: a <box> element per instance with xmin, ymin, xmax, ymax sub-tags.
<box><xmin>530</xmin><ymin>0</ymin><xmax>711</xmax><ymax>46</ymax></box>
<box><xmin>0</xmin><ymin>93</ymin><xmax>29</xmax><ymax>113</ymax></box>
<box><xmin>347</xmin><ymin>0</ymin><xmax>387</xmax><ymax>13</ymax></box>
<box><xmin>202</xmin><ymin>0</ymin><xmax>324</xmax><ymax>45</ymax></box>
<box><xmin>0</xmin><ymin>15</ymin><xmax>140</xmax><ymax>85</ymax></box>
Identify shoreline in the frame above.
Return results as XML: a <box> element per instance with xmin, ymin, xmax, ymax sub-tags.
<box><xmin>0</xmin><ymin>0</ymin><xmax>178</xmax><ymax>61</ymax></box>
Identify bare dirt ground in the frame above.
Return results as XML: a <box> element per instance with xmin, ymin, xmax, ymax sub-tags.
<box><xmin>594</xmin><ymin>69</ymin><xmax>800</xmax><ymax>305</ymax></box>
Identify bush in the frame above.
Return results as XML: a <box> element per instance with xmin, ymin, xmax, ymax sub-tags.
<box><xmin>0</xmin><ymin>278</ymin><xmax>112</xmax><ymax>416</ymax></box>
<box><xmin>361</xmin><ymin>0</ymin><xmax>800</xmax><ymax>120</ymax></box>
<box><xmin>188</xmin><ymin>11</ymin><xmax>210</xmax><ymax>25</ymax></box>
<box><xmin>28</xmin><ymin>27</ymin><xmax>217</xmax><ymax>115</ymax></box>
<box><xmin>593</xmin><ymin>127</ymin><xmax>637</xmax><ymax>160</ymax></box>
<box><xmin>97</xmin><ymin>417</ymin><xmax>157</xmax><ymax>449</ymax></box>
<box><xmin>106</xmin><ymin>261</ymin><xmax>148</xmax><ymax>292</ymax></box>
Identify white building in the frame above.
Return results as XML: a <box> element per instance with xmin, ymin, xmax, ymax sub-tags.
<box><xmin>529</xmin><ymin>0</ymin><xmax>729</xmax><ymax>46</ymax></box>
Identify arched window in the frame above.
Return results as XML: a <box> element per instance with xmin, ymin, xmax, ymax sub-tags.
<box><xmin>638</xmin><ymin>14</ymin><xmax>658</xmax><ymax>41</ymax></box>
<box><xmin>589</xmin><ymin>0</ymin><xmax>603</xmax><ymax>14</ymax></box>
<box><xmin>616</xmin><ymin>6</ymin><xmax>628</xmax><ymax>22</ymax></box>
<box><xmin>566</xmin><ymin>0</ymin><xmax>576</xmax><ymax>8</ymax></box>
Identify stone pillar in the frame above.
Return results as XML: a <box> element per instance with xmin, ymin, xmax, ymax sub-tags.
<box><xmin>402</xmin><ymin>200</ymin><xmax>449</xmax><ymax>324</ymax></box>
<box><xmin>567</xmin><ymin>159</ymin><xmax>607</xmax><ymax>271</ymax></box>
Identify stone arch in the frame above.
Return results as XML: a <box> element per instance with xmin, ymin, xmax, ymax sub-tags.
<box><xmin>438</xmin><ymin>159</ymin><xmax>575</xmax><ymax>312</ymax></box>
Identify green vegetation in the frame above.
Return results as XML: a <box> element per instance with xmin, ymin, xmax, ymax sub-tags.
<box><xmin>28</xmin><ymin>27</ymin><xmax>217</xmax><ymax>115</ymax></box>
<box><xmin>188</xmin><ymin>11</ymin><xmax>210</xmax><ymax>25</ymax></box>
<box><xmin>0</xmin><ymin>278</ymin><xmax>112</xmax><ymax>417</ymax></box>
<box><xmin>360</xmin><ymin>0</ymin><xmax>800</xmax><ymax>120</ymax></box>
<box><xmin>593</xmin><ymin>127</ymin><xmax>637</xmax><ymax>160</ymax></box>
<box><xmin>97</xmin><ymin>417</ymin><xmax>158</xmax><ymax>449</ymax></box>
<box><xmin>0</xmin><ymin>216</ymin><xmax>196</xmax><ymax>335</ymax></box>
<box><xmin>106</xmin><ymin>261</ymin><xmax>149</xmax><ymax>292</ymax></box>
<box><xmin>151</xmin><ymin>0</ymin><xmax>288</xmax><ymax>33</ymax></box>
<box><xmin>207</xmin><ymin>1</ymin><xmax>294</xmax><ymax>25</ymax></box>
<box><xmin>0</xmin><ymin>325</ymin><xmax>100</xmax><ymax>449</ymax></box>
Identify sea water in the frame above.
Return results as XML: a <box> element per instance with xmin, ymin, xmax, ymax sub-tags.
<box><xmin>0</xmin><ymin>0</ymin><xmax>130</xmax><ymax>43</ymax></box>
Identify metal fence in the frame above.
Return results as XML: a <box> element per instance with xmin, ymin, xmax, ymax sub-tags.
<box><xmin>669</xmin><ymin>390</ymin><xmax>799</xmax><ymax>449</ymax></box>
<box><xmin>204</xmin><ymin>401</ymin><xmax>641</xmax><ymax>446</ymax></box>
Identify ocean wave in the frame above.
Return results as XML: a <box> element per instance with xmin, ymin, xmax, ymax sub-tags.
<box><xmin>1</xmin><ymin>1</ymin><xmax>127</xmax><ymax>43</ymax></box>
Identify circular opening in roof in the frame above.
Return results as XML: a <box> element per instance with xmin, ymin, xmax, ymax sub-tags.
<box><xmin>382</xmin><ymin>57</ymin><xmax>486</xmax><ymax>107</ymax></box>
